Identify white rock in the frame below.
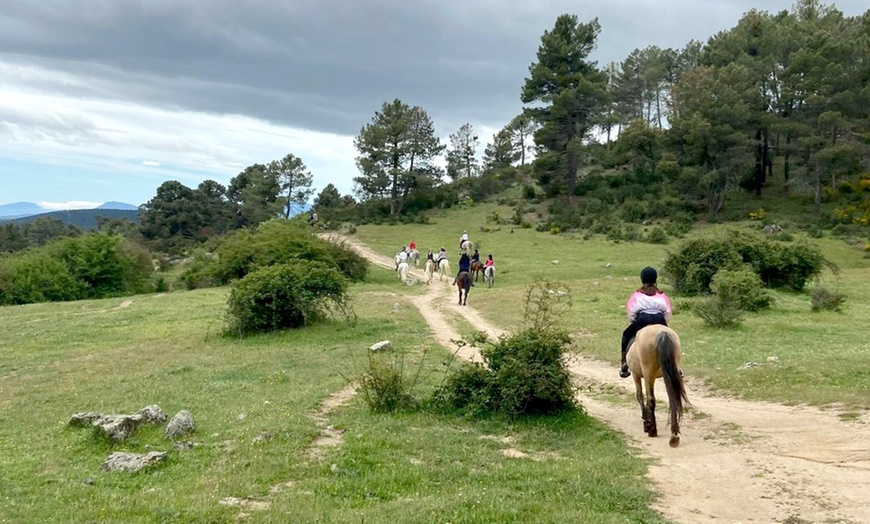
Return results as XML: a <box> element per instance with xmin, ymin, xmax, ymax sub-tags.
<box><xmin>370</xmin><ymin>341</ymin><xmax>392</xmax><ymax>352</ymax></box>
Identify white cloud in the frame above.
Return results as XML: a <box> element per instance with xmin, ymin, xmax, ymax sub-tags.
<box><xmin>0</xmin><ymin>61</ymin><xmax>361</xmax><ymax>200</ymax></box>
<box><xmin>38</xmin><ymin>200</ymin><xmax>102</xmax><ymax>210</ymax></box>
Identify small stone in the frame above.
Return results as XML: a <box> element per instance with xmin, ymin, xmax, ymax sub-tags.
<box><xmin>69</xmin><ymin>412</ymin><xmax>103</xmax><ymax>427</ymax></box>
<box><xmin>551</xmin><ymin>260</ymin><xmax>559</xmax><ymax>265</ymax></box>
<box><xmin>138</xmin><ymin>405</ymin><xmax>167</xmax><ymax>425</ymax></box>
<box><xmin>767</xmin><ymin>356</ymin><xmax>779</xmax><ymax>363</ymax></box>
<box><xmin>93</xmin><ymin>414</ymin><xmax>144</xmax><ymax>442</ymax></box>
<box><xmin>369</xmin><ymin>340</ymin><xmax>391</xmax><ymax>352</ymax></box>
<box><xmin>165</xmin><ymin>410</ymin><xmax>195</xmax><ymax>440</ymax></box>
<box><xmin>83</xmin><ymin>477</ymin><xmax>95</xmax><ymax>485</ymax></box>
<box><xmin>330</xmin><ymin>464</ymin><xmax>340</xmax><ymax>474</ymax></box>
<box><xmin>101</xmin><ymin>451</ymin><xmax>166</xmax><ymax>472</ymax></box>
<box><xmin>237</xmin><ymin>413</ymin><xmax>248</xmax><ymax>421</ymax></box>
<box><xmin>604</xmin><ymin>262</ymin><xmax>612</xmax><ymax>268</ymax></box>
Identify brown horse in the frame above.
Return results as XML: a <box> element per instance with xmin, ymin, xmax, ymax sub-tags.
<box><xmin>470</xmin><ymin>260</ymin><xmax>484</xmax><ymax>282</ymax></box>
<box><xmin>455</xmin><ymin>271</ymin><xmax>472</xmax><ymax>305</ymax></box>
<box><xmin>626</xmin><ymin>325</ymin><xmax>689</xmax><ymax>447</ymax></box>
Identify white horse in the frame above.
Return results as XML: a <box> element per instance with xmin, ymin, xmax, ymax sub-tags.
<box><xmin>437</xmin><ymin>258</ymin><xmax>451</xmax><ymax>282</ymax></box>
<box><xmin>460</xmin><ymin>239</ymin><xmax>474</xmax><ymax>254</ymax></box>
<box><xmin>397</xmin><ymin>261</ymin><xmax>410</xmax><ymax>282</ymax></box>
<box><xmin>484</xmin><ymin>265</ymin><xmax>495</xmax><ymax>288</ymax></box>
<box><xmin>408</xmin><ymin>249</ymin><xmax>420</xmax><ymax>267</ymax></box>
<box><xmin>423</xmin><ymin>258</ymin><xmax>436</xmax><ymax>285</ymax></box>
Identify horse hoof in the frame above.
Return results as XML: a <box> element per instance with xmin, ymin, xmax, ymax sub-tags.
<box><xmin>648</xmin><ymin>430</ymin><xmax>657</xmax><ymax>438</ymax></box>
<box><xmin>669</xmin><ymin>436</ymin><xmax>680</xmax><ymax>447</ymax></box>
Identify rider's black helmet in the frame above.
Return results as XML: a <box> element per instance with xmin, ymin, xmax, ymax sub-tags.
<box><xmin>640</xmin><ymin>266</ymin><xmax>657</xmax><ymax>285</ymax></box>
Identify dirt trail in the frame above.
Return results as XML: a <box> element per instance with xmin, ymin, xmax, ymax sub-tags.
<box><xmin>332</xmin><ymin>234</ymin><xmax>870</xmax><ymax>524</ymax></box>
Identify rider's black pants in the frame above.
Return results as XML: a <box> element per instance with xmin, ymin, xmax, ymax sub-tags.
<box><xmin>621</xmin><ymin>312</ymin><xmax>668</xmax><ymax>362</ymax></box>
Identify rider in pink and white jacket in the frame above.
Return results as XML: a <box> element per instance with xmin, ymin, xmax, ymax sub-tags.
<box><xmin>620</xmin><ymin>266</ymin><xmax>672</xmax><ymax>378</ymax></box>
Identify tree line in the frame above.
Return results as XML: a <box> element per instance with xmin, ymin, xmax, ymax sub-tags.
<box><xmin>3</xmin><ymin>0</ymin><xmax>867</xmax><ymax>257</ymax></box>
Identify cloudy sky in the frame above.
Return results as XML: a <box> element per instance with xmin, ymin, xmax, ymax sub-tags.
<box><xmin>1</xmin><ymin>0</ymin><xmax>866</xmax><ymax>209</ymax></box>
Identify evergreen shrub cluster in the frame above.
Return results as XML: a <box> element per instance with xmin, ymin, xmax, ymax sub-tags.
<box><xmin>180</xmin><ymin>219</ymin><xmax>367</xmax><ymax>289</ymax></box>
<box><xmin>664</xmin><ymin>230</ymin><xmax>829</xmax><ymax>295</ymax></box>
<box><xmin>0</xmin><ymin>233</ymin><xmax>153</xmax><ymax>305</ymax></box>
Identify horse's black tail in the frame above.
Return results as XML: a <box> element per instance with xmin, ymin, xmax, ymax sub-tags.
<box><xmin>657</xmin><ymin>330</ymin><xmax>689</xmax><ymax>426</ymax></box>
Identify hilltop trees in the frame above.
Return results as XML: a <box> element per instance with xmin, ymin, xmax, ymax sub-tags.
<box><xmin>269</xmin><ymin>154</ymin><xmax>314</xmax><ymax>218</ymax></box>
<box><xmin>522</xmin><ymin>15</ymin><xmax>608</xmax><ymax>204</ymax></box>
<box><xmin>446</xmin><ymin>123</ymin><xmax>480</xmax><ymax>180</ymax></box>
<box><xmin>354</xmin><ymin>99</ymin><xmax>444</xmax><ymax>216</ymax></box>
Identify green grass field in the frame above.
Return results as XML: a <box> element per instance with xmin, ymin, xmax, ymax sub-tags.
<box><xmin>353</xmin><ymin>198</ymin><xmax>870</xmax><ymax>409</ymax></box>
<box><xmin>0</xmin><ymin>268</ymin><xmax>668</xmax><ymax>523</ymax></box>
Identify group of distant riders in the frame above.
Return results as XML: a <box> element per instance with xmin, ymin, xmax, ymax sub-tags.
<box><xmin>396</xmin><ymin>231</ymin><xmax>494</xmax><ymax>288</ymax></box>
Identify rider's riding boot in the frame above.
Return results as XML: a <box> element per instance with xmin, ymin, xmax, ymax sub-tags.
<box><xmin>619</xmin><ymin>348</ymin><xmax>631</xmax><ymax>378</ymax></box>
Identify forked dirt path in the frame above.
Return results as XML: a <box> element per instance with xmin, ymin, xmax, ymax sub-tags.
<box><xmin>330</xmin><ymin>234</ymin><xmax>870</xmax><ymax>524</ymax></box>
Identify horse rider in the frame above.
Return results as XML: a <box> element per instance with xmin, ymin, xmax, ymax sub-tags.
<box><xmin>459</xmin><ymin>230</ymin><xmax>469</xmax><ymax>250</ymax></box>
<box><xmin>435</xmin><ymin>247</ymin><xmax>446</xmax><ymax>262</ymax></box>
<box><xmin>409</xmin><ymin>240</ymin><xmax>416</xmax><ymax>252</ymax></box>
<box><xmin>620</xmin><ymin>266</ymin><xmax>672</xmax><ymax>378</ymax></box>
<box><xmin>396</xmin><ymin>247</ymin><xmax>409</xmax><ymax>269</ymax></box>
<box><xmin>453</xmin><ymin>252</ymin><xmax>474</xmax><ymax>287</ymax></box>
<box><xmin>471</xmin><ymin>249</ymin><xmax>480</xmax><ymax>264</ymax></box>
<box><xmin>484</xmin><ymin>254</ymin><xmax>494</xmax><ymax>269</ymax></box>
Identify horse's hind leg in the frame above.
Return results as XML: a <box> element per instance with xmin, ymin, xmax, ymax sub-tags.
<box><xmin>646</xmin><ymin>377</ymin><xmax>658</xmax><ymax>438</ymax></box>
<box><xmin>669</xmin><ymin>402</ymin><xmax>681</xmax><ymax>448</ymax></box>
<box><xmin>634</xmin><ymin>376</ymin><xmax>650</xmax><ymax>434</ymax></box>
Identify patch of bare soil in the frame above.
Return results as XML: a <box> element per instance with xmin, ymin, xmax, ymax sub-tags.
<box><xmin>333</xmin><ymin>234</ymin><xmax>870</xmax><ymax>524</ymax></box>
<box><xmin>307</xmin><ymin>383</ymin><xmax>356</xmax><ymax>459</ymax></box>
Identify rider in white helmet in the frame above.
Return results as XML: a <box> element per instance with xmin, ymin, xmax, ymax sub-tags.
<box><xmin>459</xmin><ymin>230</ymin><xmax>469</xmax><ymax>250</ymax></box>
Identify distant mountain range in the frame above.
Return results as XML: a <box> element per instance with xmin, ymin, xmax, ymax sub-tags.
<box><xmin>0</xmin><ymin>202</ymin><xmax>141</xmax><ymax>230</ymax></box>
<box><xmin>0</xmin><ymin>201</ymin><xmax>139</xmax><ymax>220</ymax></box>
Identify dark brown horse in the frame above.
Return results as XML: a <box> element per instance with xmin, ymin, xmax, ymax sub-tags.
<box><xmin>626</xmin><ymin>325</ymin><xmax>689</xmax><ymax>447</ymax></box>
<box><xmin>455</xmin><ymin>271</ymin><xmax>472</xmax><ymax>305</ymax></box>
<box><xmin>470</xmin><ymin>260</ymin><xmax>484</xmax><ymax>282</ymax></box>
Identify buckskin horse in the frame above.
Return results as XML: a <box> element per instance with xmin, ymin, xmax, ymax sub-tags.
<box><xmin>626</xmin><ymin>325</ymin><xmax>689</xmax><ymax>447</ymax></box>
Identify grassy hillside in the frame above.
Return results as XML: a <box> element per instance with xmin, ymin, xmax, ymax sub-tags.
<box><xmin>352</xmin><ymin>197</ymin><xmax>870</xmax><ymax>410</ymax></box>
<box><xmin>0</xmin><ymin>269</ymin><xmax>669</xmax><ymax>523</ymax></box>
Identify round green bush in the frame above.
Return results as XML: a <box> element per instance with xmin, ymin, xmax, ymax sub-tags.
<box><xmin>711</xmin><ymin>267</ymin><xmax>772</xmax><ymax>312</ymax></box>
<box><xmin>436</xmin><ymin>329</ymin><xmax>576</xmax><ymax>418</ymax></box>
<box><xmin>692</xmin><ymin>296</ymin><xmax>744</xmax><ymax>329</ymax></box>
<box><xmin>224</xmin><ymin>260</ymin><xmax>351</xmax><ymax>336</ymax></box>
<box><xmin>180</xmin><ymin>220</ymin><xmax>368</xmax><ymax>288</ymax></box>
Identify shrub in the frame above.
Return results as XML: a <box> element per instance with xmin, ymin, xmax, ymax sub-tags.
<box><xmin>664</xmin><ymin>230</ymin><xmax>829</xmax><ymax>295</ymax></box>
<box><xmin>48</xmin><ymin>233</ymin><xmax>153</xmax><ymax>298</ymax></box>
<box><xmin>693</xmin><ymin>296</ymin><xmax>743</xmax><ymax>329</ymax></box>
<box><xmin>436</xmin><ymin>329</ymin><xmax>576</xmax><ymax>418</ymax></box>
<box><xmin>645</xmin><ymin>226</ymin><xmax>669</xmax><ymax>245</ymax></box>
<box><xmin>710</xmin><ymin>267</ymin><xmax>771</xmax><ymax>312</ymax></box>
<box><xmin>358</xmin><ymin>348</ymin><xmax>423</xmax><ymax>412</ymax></box>
<box><xmin>435</xmin><ymin>280</ymin><xmax>577</xmax><ymax>418</ymax></box>
<box><xmin>179</xmin><ymin>220</ymin><xmax>368</xmax><ymax>288</ymax></box>
<box><xmin>0</xmin><ymin>233</ymin><xmax>153</xmax><ymax>305</ymax></box>
<box><xmin>224</xmin><ymin>260</ymin><xmax>352</xmax><ymax>336</ymax></box>
<box><xmin>0</xmin><ymin>251</ymin><xmax>85</xmax><ymax>305</ymax></box>
<box><xmin>810</xmin><ymin>288</ymin><xmax>846</xmax><ymax>312</ymax></box>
